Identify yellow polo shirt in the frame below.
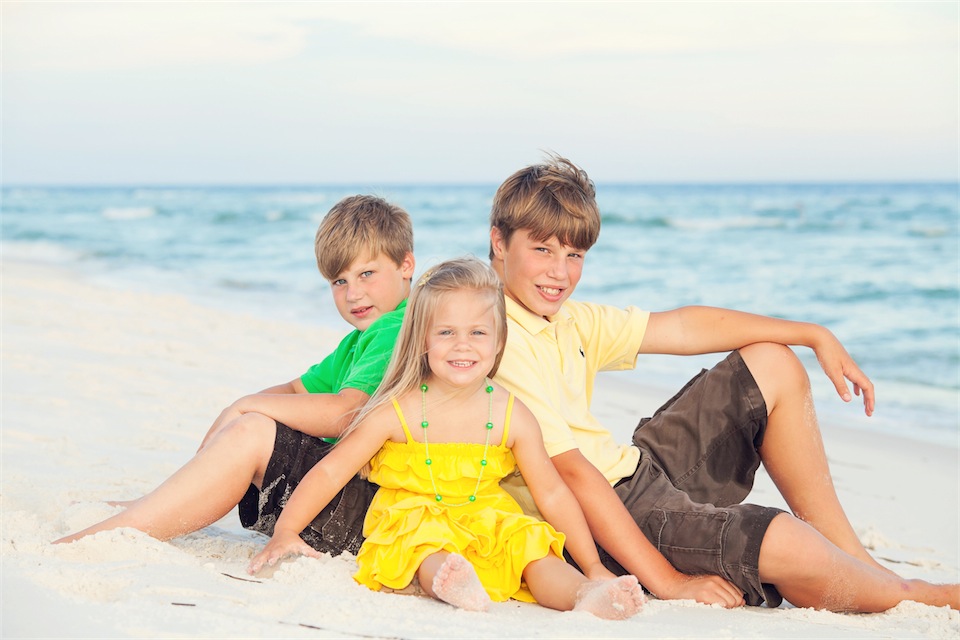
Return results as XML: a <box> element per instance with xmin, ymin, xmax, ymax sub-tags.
<box><xmin>495</xmin><ymin>297</ymin><xmax>650</xmax><ymax>494</ymax></box>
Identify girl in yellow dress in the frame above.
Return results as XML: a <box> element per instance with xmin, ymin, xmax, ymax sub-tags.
<box><xmin>248</xmin><ymin>257</ymin><xmax>645</xmax><ymax>618</ymax></box>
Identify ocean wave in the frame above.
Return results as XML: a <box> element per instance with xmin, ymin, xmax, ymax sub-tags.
<box><xmin>600</xmin><ymin>212</ymin><xmax>671</xmax><ymax>228</ymax></box>
<box><xmin>133</xmin><ymin>189</ymin><xmax>204</xmax><ymax>200</ymax></box>
<box><xmin>668</xmin><ymin>216</ymin><xmax>787</xmax><ymax>232</ymax></box>
<box><xmin>907</xmin><ymin>227</ymin><xmax>952</xmax><ymax>238</ymax></box>
<box><xmin>102</xmin><ymin>206</ymin><xmax>156</xmax><ymax>221</ymax></box>
<box><xmin>1</xmin><ymin>240</ymin><xmax>84</xmax><ymax>263</ymax></box>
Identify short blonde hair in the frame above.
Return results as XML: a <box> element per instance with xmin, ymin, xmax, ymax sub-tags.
<box><xmin>342</xmin><ymin>257</ymin><xmax>506</xmax><ymax>460</ymax></box>
<box><xmin>315</xmin><ymin>195</ymin><xmax>414</xmax><ymax>280</ymax></box>
<box><xmin>489</xmin><ymin>155</ymin><xmax>601</xmax><ymax>259</ymax></box>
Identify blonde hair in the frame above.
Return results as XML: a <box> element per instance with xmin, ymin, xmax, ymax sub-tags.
<box><xmin>342</xmin><ymin>257</ymin><xmax>506</xmax><ymax>472</ymax></box>
<box><xmin>488</xmin><ymin>154</ymin><xmax>601</xmax><ymax>259</ymax></box>
<box><xmin>314</xmin><ymin>195</ymin><xmax>414</xmax><ymax>280</ymax></box>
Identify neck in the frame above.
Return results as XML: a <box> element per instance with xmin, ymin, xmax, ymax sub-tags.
<box><xmin>422</xmin><ymin>375</ymin><xmax>487</xmax><ymax>400</ymax></box>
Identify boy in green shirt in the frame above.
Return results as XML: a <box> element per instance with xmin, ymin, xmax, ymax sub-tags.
<box><xmin>489</xmin><ymin>156</ymin><xmax>958</xmax><ymax>612</ymax></box>
<box><xmin>56</xmin><ymin>195</ymin><xmax>415</xmax><ymax>555</ymax></box>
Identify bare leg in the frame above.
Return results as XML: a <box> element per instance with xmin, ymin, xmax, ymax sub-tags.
<box><xmin>760</xmin><ymin>513</ymin><xmax>959</xmax><ymax>611</ymax></box>
<box><xmin>740</xmin><ymin>343</ymin><xmax>885</xmax><ymax>571</ymax></box>
<box><xmin>417</xmin><ymin>552</ymin><xmax>491</xmax><ymax>612</ymax></box>
<box><xmin>54</xmin><ymin>413</ymin><xmax>276</xmax><ymax>544</ymax></box>
<box><xmin>523</xmin><ymin>554</ymin><xmax>645</xmax><ymax>619</ymax></box>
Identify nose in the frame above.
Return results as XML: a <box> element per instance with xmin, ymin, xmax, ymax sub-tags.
<box><xmin>545</xmin><ymin>254</ymin><xmax>568</xmax><ymax>280</ymax></box>
<box><xmin>346</xmin><ymin>281</ymin><xmax>364</xmax><ymax>302</ymax></box>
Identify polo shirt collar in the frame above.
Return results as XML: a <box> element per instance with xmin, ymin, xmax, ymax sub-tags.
<box><xmin>504</xmin><ymin>296</ymin><xmax>571</xmax><ymax>336</ymax></box>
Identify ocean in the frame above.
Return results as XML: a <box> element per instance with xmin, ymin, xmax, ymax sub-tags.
<box><xmin>3</xmin><ymin>183</ymin><xmax>957</xmax><ymax>446</ymax></box>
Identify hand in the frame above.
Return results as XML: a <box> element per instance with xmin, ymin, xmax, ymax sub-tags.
<box><xmin>197</xmin><ymin>403</ymin><xmax>244</xmax><ymax>452</ymax></box>
<box><xmin>247</xmin><ymin>529</ymin><xmax>321</xmax><ymax>575</ymax></box>
<box><xmin>655</xmin><ymin>573</ymin><xmax>746</xmax><ymax>608</ymax></box>
<box><xmin>812</xmin><ymin>329</ymin><xmax>875</xmax><ymax>416</ymax></box>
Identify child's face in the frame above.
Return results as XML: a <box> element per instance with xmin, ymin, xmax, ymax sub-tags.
<box><xmin>329</xmin><ymin>251</ymin><xmax>415</xmax><ymax>331</ymax></box>
<box><xmin>425</xmin><ymin>290</ymin><xmax>500</xmax><ymax>390</ymax></box>
<box><xmin>490</xmin><ymin>228</ymin><xmax>585</xmax><ymax>318</ymax></box>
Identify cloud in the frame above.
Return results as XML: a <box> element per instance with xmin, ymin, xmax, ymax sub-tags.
<box><xmin>305</xmin><ymin>2</ymin><xmax>957</xmax><ymax>58</ymax></box>
<box><xmin>5</xmin><ymin>2</ymin><xmax>955</xmax><ymax>73</ymax></box>
<box><xmin>2</xmin><ymin>2</ymin><xmax>308</xmax><ymax>71</ymax></box>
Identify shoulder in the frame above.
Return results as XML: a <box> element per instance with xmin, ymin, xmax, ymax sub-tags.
<box><xmin>501</xmin><ymin>390</ymin><xmax>541</xmax><ymax>446</ymax></box>
<box><xmin>564</xmin><ymin>299</ymin><xmax>645</xmax><ymax>325</ymax></box>
<box><xmin>358</xmin><ymin>395</ymin><xmax>407</xmax><ymax>442</ymax></box>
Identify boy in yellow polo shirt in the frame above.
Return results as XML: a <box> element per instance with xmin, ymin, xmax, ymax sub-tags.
<box><xmin>490</xmin><ymin>155</ymin><xmax>958</xmax><ymax>612</ymax></box>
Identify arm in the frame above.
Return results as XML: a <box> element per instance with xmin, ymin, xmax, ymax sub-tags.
<box><xmin>198</xmin><ymin>380</ymin><xmax>368</xmax><ymax>451</ymax></box>
<box><xmin>256</xmin><ymin>378</ymin><xmax>307</xmax><ymax>395</ymax></box>
<box><xmin>552</xmin><ymin>448</ymin><xmax>746</xmax><ymax>607</ymax></box>
<box><xmin>642</xmin><ymin>306</ymin><xmax>874</xmax><ymax>414</ymax></box>
<box><xmin>508</xmin><ymin>402</ymin><xmax>613</xmax><ymax>581</ymax></box>
<box><xmin>224</xmin><ymin>386</ymin><xmax>369</xmax><ymax>437</ymax></box>
<box><xmin>246</xmin><ymin>408</ymin><xmax>392</xmax><ymax>574</ymax></box>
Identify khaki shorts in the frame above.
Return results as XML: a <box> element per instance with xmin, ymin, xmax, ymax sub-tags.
<box><xmin>610</xmin><ymin>351</ymin><xmax>784</xmax><ymax>607</ymax></box>
<box><xmin>238</xmin><ymin>422</ymin><xmax>377</xmax><ymax>556</ymax></box>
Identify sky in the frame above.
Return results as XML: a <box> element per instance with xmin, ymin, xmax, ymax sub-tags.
<box><xmin>2</xmin><ymin>1</ymin><xmax>958</xmax><ymax>184</ymax></box>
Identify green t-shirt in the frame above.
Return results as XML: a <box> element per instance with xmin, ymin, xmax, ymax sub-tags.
<box><xmin>300</xmin><ymin>299</ymin><xmax>407</xmax><ymax>396</ymax></box>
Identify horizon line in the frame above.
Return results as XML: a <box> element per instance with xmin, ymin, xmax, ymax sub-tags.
<box><xmin>3</xmin><ymin>179</ymin><xmax>958</xmax><ymax>189</ymax></box>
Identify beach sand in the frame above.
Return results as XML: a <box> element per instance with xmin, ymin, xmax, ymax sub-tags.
<box><xmin>2</xmin><ymin>259</ymin><xmax>958</xmax><ymax>638</ymax></box>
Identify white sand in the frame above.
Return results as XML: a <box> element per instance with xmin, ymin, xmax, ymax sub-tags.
<box><xmin>2</xmin><ymin>259</ymin><xmax>958</xmax><ymax>639</ymax></box>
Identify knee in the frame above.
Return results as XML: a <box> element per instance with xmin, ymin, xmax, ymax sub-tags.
<box><xmin>758</xmin><ymin>513</ymin><xmax>832</xmax><ymax>582</ymax></box>
<box><xmin>739</xmin><ymin>343</ymin><xmax>810</xmax><ymax>402</ymax></box>
<box><xmin>219</xmin><ymin>412</ymin><xmax>276</xmax><ymax>449</ymax></box>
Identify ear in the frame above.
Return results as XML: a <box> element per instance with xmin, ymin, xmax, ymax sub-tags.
<box><xmin>489</xmin><ymin>227</ymin><xmax>506</xmax><ymax>259</ymax></box>
<box><xmin>399</xmin><ymin>252</ymin><xmax>416</xmax><ymax>279</ymax></box>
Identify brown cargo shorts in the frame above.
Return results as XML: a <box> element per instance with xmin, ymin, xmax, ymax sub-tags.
<box><xmin>607</xmin><ymin>350</ymin><xmax>784</xmax><ymax>607</ymax></box>
<box><xmin>238</xmin><ymin>422</ymin><xmax>377</xmax><ymax>556</ymax></box>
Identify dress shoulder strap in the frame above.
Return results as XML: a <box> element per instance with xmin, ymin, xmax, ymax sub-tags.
<box><xmin>500</xmin><ymin>393</ymin><xmax>515</xmax><ymax>447</ymax></box>
<box><xmin>391</xmin><ymin>398</ymin><xmax>415</xmax><ymax>444</ymax></box>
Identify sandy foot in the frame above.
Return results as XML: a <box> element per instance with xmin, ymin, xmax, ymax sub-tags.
<box><xmin>574</xmin><ymin>575</ymin><xmax>646</xmax><ymax>620</ymax></box>
<box><xmin>431</xmin><ymin>553</ymin><xmax>492</xmax><ymax>612</ymax></box>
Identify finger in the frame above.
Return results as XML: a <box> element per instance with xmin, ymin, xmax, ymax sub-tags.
<box><xmin>719</xmin><ymin>579</ymin><xmax>745</xmax><ymax>608</ymax></box>
<box><xmin>862</xmin><ymin>382</ymin><xmax>875</xmax><ymax>416</ymax></box>
<box><xmin>848</xmin><ymin>368</ymin><xmax>875</xmax><ymax>416</ymax></box>
<box><xmin>832</xmin><ymin>372</ymin><xmax>853</xmax><ymax>403</ymax></box>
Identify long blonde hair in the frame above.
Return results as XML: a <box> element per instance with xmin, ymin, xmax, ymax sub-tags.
<box><xmin>341</xmin><ymin>257</ymin><xmax>506</xmax><ymax>466</ymax></box>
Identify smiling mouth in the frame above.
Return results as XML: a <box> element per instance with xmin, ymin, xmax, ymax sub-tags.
<box><xmin>537</xmin><ymin>285</ymin><xmax>562</xmax><ymax>296</ymax></box>
<box><xmin>352</xmin><ymin>306</ymin><xmax>372</xmax><ymax>316</ymax></box>
<box><xmin>450</xmin><ymin>360</ymin><xmax>476</xmax><ymax>368</ymax></box>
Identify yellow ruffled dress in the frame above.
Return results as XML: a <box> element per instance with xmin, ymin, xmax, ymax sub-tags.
<box><xmin>353</xmin><ymin>394</ymin><xmax>565</xmax><ymax>602</ymax></box>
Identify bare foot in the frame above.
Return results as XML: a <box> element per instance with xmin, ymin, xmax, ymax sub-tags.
<box><xmin>431</xmin><ymin>553</ymin><xmax>492</xmax><ymax>612</ymax></box>
<box><xmin>574</xmin><ymin>575</ymin><xmax>646</xmax><ymax>620</ymax></box>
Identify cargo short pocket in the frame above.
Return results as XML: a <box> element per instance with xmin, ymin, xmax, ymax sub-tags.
<box><xmin>643</xmin><ymin>508</ymin><xmax>728</xmax><ymax>578</ymax></box>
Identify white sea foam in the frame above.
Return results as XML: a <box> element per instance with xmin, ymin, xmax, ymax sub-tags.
<box><xmin>1</xmin><ymin>240</ymin><xmax>84</xmax><ymax>263</ymax></box>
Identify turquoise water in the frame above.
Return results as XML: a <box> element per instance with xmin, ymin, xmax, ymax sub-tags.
<box><xmin>3</xmin><ymin>183</ymin><xmax>957</xmax><ymax>444</ymax></box>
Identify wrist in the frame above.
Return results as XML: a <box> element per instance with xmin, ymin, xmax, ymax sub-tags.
<box><xmin>644</xmin><ymin>568</ymin><xmax>688</xmax><ymax>599</ymax></box>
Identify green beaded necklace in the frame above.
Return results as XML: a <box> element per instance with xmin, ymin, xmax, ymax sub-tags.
<box><xmin>419</xmin><ymin>378</ymin><xmax>495</xmax><ymax>507</ymax></box>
